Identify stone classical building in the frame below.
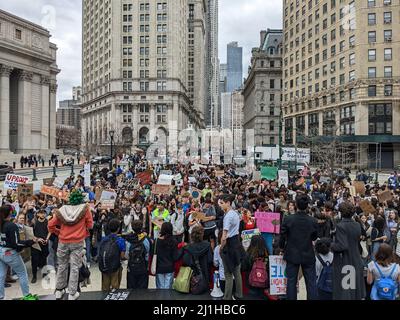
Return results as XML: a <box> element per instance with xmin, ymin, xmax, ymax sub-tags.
<box><xmin>0</xmin><ymin>9</ymin><xmax>59</xmax><ymax>161</ymax></box>
<box><xmin>243</xmin><ymin>29</ymin><xmax>283</xmax><ymax>147</ymax></box>
<box><xmin>282</xmin><ymin>0</ymin><xmax>400</xmax><ymax>168</ymax></box>
<box><xmin>81</xmin><ymin>0</ymin><xmax>206</xmax><ymax>155</ymax></box>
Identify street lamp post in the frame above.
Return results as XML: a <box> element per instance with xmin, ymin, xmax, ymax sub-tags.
<box><xmin>109</xmin><ymin>130</ymin><xmax>115</xmax><ymax>171</ymax></box>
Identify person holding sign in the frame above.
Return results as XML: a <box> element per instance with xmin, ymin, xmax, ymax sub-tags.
<box><xmin>151</xmin><ymin>202</ymin><xmax>170</xmax><ymax>239</ymax></box>
<box><xmin>278</xmin><ymin>193</ymin><xmax>318</xmax><ymax>300</ymax></box>
<box><xmin>218</xmin><ymin>194</ymin><xmax>244</xmax><ymax>301</ymax></box>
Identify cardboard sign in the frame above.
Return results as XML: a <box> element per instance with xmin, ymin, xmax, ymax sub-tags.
<box><xmin>215</xmin><ymin>170</ymin><xmax>225</xmax><ymax>177</ymax></box>
<box><xmin>261</xmin><ymin>167</ymin><xmax>278</xmax><ymax>181</ymax></box>
<box><xmin>378</xmin><ymin>190</ymin><xmax>393</xmax><ymax>203</ymax></box>
<box><xmin>17</xmin><ymin>184</ymin><xmax>34</xmax><ymax>198</ymax></box>
<box><xmin>252</xmin><ymin>171</ymin><xmax>261</xmax><ymax>181</ymax></box>
<box><xmin>278</xmin><ymin>170</ymin><xmax>289</xmax><ymax>187</ymax></box>
<box><xmin>100</xmin><ymin>200</ymin><xmax>115</xmax><ymax>210</ymax></box>
<box><xmin>4</xmin><ymin>174</ymin><xmax>29</xmax><ymax>190</ymax></box>
<box><xmin>269</xmin><ymin>255</ymin><xmax>288</xmax><ymax>295</ymax></box>
<box><xmin>191</xmin><ymin>211</ymin><xmax>206</xmax><ymax>221</ymax></box>
<box><xmin>254</xmin><ymin>212</ymin><xmax>281</xmax><ymax>234</ymax></box>
<box><xmin>151</xmin><ymin>184</ymin><xmax>173</xmax><ymax>195</ymax></box>
<box><xmin>360</xmin><ymin>200</ymin><xmax>376</xmax><ymax>214</ymax></box>
<box><xmin>353</xmin><ymin>181</ymin><xmax>366</xmax><ymax>196</ymax></box>
<box><xmin>188</xmin><ymin>177</ymin><xmax>197</xmax><ymax>184</ymax></box>
<box><xmin>296</xmin><ymin>177</ymin><xmax>305</xmax><ymax>186</ymax></box>
<box><xmin>43</xmin><ymin>178</ymin><xmax>55</xmax><ymax>186</ymax></box>
<box><xmin>135</xmin><ymin>170</ymin><xmax>153</xmax><ymax>185</ymax></box>
<box><xmin>40</xmin><ymin>185</ymin><xmax>69</xmax><ymax>201</ymax></box>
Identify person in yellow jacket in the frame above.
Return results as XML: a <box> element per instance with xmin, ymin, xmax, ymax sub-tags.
<box><xmin>151</xmin><ymin>201</ymin><xmax>170</xmax><ymax>239</ymax></box>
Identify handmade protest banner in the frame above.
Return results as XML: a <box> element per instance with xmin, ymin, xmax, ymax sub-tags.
<box><xmin>353</xmin><ymin>181</ymin><xmax>366</xmax><ymax>196</ymax></box>
<box><xmin>4</xmin><ymin>174</ymin><xmax>29</xmax><ymax>190</ymax></box>
<box><xmin>188</xmin><ymin>176</ymin><xmax>197</xmax><ymax>184</ymax></box>
<box><xmin>100</xmin><ymin>190</ymin><xmax>117</xmax><ymax>201</ymax></box>
<box><xmin>157</xmin><ymin>174</ymin><xmax>174</xmax><ymax>185</ymax></box>
<box><xmin>261</xmin><ymin>167</ymin><xmax>278</xmax><ymax>181</ymax></box>
<box><xmin>241</xmin><ymin>229</ymin><xmax>261</xmax><ymax>250</ymax></box>
<box><xmin>40</xmin><ymin>186</ymin><xmax>69</xmax><ymax>201</ymax></box>
<box><xmin>43</xmin><ymin>178</ymin><xmax>55</xmax><ymax>187</ymax></box>
<box><xmin>378</xmin><ymin>190</ymin><xmax>393</xmax><ymax>203</ymax></box>
<box><xmin>17</xmin><ymin>184</ymin><xmax>34</xmax><ymax>198</ymax></box>
<box><xmin>296</xmin><ymin>177</ymin><xmax>305</xmax><ymax>186</ymax></box>
<box><xmin>135</xmin><ymin>170</ymin><xmax>153</xmax><ymax>185</ymax></box>
<box><xmin>254</xmin><ymin>212</ymin><xmax>281</xmax><ymax>234</ymax></box>
<box><xmin>252</xmin><ymin>171</ymin><xmax>261</xmax><ymax>181</ymax></box>
<box><xmin>360</xmin><ymin>200</ymin><xmax>376</xmax><ymax>214</ymax></box>
<box><xmin>215</xmin><ymin>170</ymin><xmax>225</xmax><ymax>177</ymax></box>
<box><xmin>160</xmin><ymin>170</ymin><xmax>172</xmax><ymax>176</ymax></box>
<box><xmin>152</xmin><ymin>184</ymin><xmax>173</xmax><ymax>195</ymax></box>
<box><xmin>191</xmin><ymin>188</ymin><xmax>201</xmax><ymax>200</ymax></box>
<box><xmin>191</xmin><ymin>211</ymin><xmax>206</xmax><ymax>221</ymax></box>
<box><xmin>269</xmin><ymin>255</ymin><xmax>287</xmax><ymax>295</ymax></box>
<box><xmin>100</xmin><ymin>200</ymin><xmax>115</xmax><ymax>210</ymax></box>
<box><xmin>84</xmin><ymin>164</ymin><xmax>91</xmax><ymax>187</ymax></box>
<box><xmin>278</xmin><ymin>170</ymin><xmax>289</xmax><ymax>187</ymax></box>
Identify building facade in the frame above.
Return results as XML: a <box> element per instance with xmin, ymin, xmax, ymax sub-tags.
<box><xmin>57</xmin><ymin>100</ymin><xmax>81</xmax><ymax>130</ymax></box>
<box><xmin>221</xmin><ymin>92</ymin><xmax>232</xmax><ymax>130</ymax></box>
<box><xmin>282</xmin><ymin>0</ymin><xmax>400</xmax><ymax>168</ymax></box>
<box><xmin>226</xmin><ymin>41</ymin><xmax>243</xmax><ymax>92</ymax></box>
<box><xmin>243</xmin><ymin>29</ymin><xmax>283</xmax><ymax>147</ymax></box>
<box><xmin>81</xmin><ymin>0</ymin><xmax>205</xmax><ymax>155</ymax></box>
<box><xmin>231</xmin><ymin>90</ymin><xmax>244</xmax><ymax>155</ymax></box>
<box><xmin>0</xmin><ymin>9</ymin><xmax>59</xmax><ymax>160</ymax></box>
<box><xmin>73</xmin><ymin>86</ymin><xmax>82</xmax><ymax>102</ymax></box>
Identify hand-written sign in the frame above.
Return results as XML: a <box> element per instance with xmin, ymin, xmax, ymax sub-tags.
<box><xmin>17</xmin><ymin>184</ymin><xmax>34</xmax><ymax>198</ymax></box>
<box><xmin>353</xmin><ymin>181</ymin><xmax>366</xmax><ymax>196</ymax></box>
<box><xmin>43</xmin><ymin>178</ymin><xmax>55</xmax><ymax>186</ymax></box>
<box><xmin>215</xmin><ymin>170</ymin><xmax>225</xmax><ymax>177</ymax></box>
<box><xmin>359</xmin><ymin>200</ymin><xmax>376</xmax><ymax>214</ymax></box>
<box><xmin>378</xmin><ymin>190</ymin><xmax>393</xmax><ymax>204</ymax></box>
<box><xmin>152</xmin><ymin>184</ymin><xmax>173</xmax><ymax>195</ymax></box>
<box><xmin>254</xmin><ymin>212</ymin><xmax>281</xmax><ymax>234</ymax></box>
<box><xmin>135</xmin><ymin>171</ymin><xmax>153</xmax><ymax>185</ymax></box>
<box><xmin>40</xmin><ymin>185</ymin><xmax>69</xmax><ymax>201</ymax></box>
<box><xmin>4</xmin><ymin>174</ymin><xmax>29</xmax><ymax>190</ymax></box>
<box><xmin>100</xmin><ymin>200</ymin><xmax>115</xmax><ymax>210</ymax></box>
<box><xmin>269</xmin><ymin>255</ymin><xmax>287</xmax><ymax>296</ymax></box>
<box><xmin>100</xmin><ymin>190</ymin><xmax>117</xmax><ymax>201</ymax></box>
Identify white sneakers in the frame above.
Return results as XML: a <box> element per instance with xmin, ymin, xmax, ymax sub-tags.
<box><xmin>55</xmin><ymin>289</ymin><xmax>65</xmax><ymax>300</ymax></box>
<box><xmin>68</xmin><ymin>292</ymin><xmax>80</xmax><ymax>301</ymax></box>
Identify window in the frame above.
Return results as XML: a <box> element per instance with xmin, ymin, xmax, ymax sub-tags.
<box><xmin>384</xmin><ymin>12</ymin><xmax>392</xmax><ymax>24</ymax></box>
<box><xmin>368</xmin><ymin>85</ymin><xmax>376</xmax><ymax>97</ymax></box>
<box><xmin>368</xmin><ymin>13</ymin><xmax>376</xmax><ymax>25</ymax></box>
<box><xmin>368</xmin><ymin>0</ymin><xmax>376</xmax><ymax>7</ymax></box>
<box><xmin>384</xmin><ymin>30</ymin><xmax>392</xmax><ymax>42</ymax></box>
<box><xmin>384</xmin><ymin>48</ymin><xmax>392</xmax><ymax>61</ymax></box>
<box><xmin>139</xmin><ymin>104</ymin><xmax>150</xmax><ymax>113</ymax></box>
<box><xmin>270</xmin><ymin>79</ymin><xmax>275</xmax><ymax>89</ymax></box>
<box><xmin>368</xmin><ymin>31</ymin><xmax>376</xmax><ymax>43</ymax></box>
<box><xmin>369</xmin><ymin>103</ymin><xmax>392</xmax><ymax>135</ymax></box>
<box><xmin>368</xmin><ymin>67</ymin><xmax>376</xmax><ymax>78</ymax></box>
<box><xmin>384</xmin><ymin>66</ymin><xmax>392</xmax><ymax>78</ymax></box>
<box><xmin>384</xmin><ymin>85</ymin><xmax>393</xmax><ymax>96</ymax></box>
<box><xmin>349</xmin><ymin>53</ymin><xmax>355</xmax><ymax>65</ymax></box>
<box><xmin>368</xmin><ymin>49</ymin><xmax>376</xmax><ymax>61</ymax></box>
<box><xmin>157</xmin><ymin>81</ymin><xmax>167</xmax><ymax>91</ymax></box>
<box><xmin>140</xmin><ymin>81</ymin><xmax>149</xmax><ymax>92</ymax></box>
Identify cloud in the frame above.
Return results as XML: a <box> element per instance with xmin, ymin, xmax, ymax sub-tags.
<box><xmin>1</xmin><ymin>0</ymin><xmax>82</xmax><ymax>104</ymax></box>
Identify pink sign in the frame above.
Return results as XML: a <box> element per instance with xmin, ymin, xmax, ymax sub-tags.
<box><xmin>254</xmin><ymin>212</ymin><xmax>281</xmax><ymax>234</ymax></box>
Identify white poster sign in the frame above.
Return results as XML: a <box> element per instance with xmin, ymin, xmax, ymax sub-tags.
<box><xmin>278</xmin><ymin>170</ymin><xmax>289</xmax><ymax>187</ymax></box>
<box><xmin>157</xmin><ymin>174</ymin><xmax>173</xmax><ymax>185</ymax></box>
<box><xmin>4</xmin><ymin>174</ymin><xmax>30</xmax><ymax>190</ymax></box>
<box><xmin>281</xmin><ymin>148</ymin><xmax>311</xmax><ymax>163</ymax></box>
<box><xmin>84</xmin><ymin>164</ymin><xmax>91</xmax><ymax>187</ymax></box>
<box><xmin>269</xmin><ymin>255</ymin><xmax>288</xmax><ymax>296</ymax></box>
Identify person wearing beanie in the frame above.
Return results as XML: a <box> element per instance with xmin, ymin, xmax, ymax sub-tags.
<box><xmin>48</xmin><ymin>190</ymin><xmax>93</xmax><ymax>300</ymax></box>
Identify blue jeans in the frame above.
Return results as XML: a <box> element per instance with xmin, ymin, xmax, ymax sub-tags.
<box><xmin>85</xmin><ymin>237</ymin><xmax>91</xmax><ymax>263</ymax></box>
<box><xmin>0</xmin><ymin>248</ymin><xmax>30</xmax><ymax>299</ymax></box>
<box><xmin>156</xmin><ymin>273</ymin><xmax>174</xmax><ymax>289</ymax></box>
<box><xmin>261</xmin><ymin>232</ymin><xmax>274</xmax><ymax>255</ymax></box>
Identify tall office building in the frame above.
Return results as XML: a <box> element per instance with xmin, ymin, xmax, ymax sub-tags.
<box><xmin>282</xmin><ymin>0</ymin><xmax>400</xmax><ymax>168</ymax></box>
<box><xmin>243</xmin><ymin>29</ymin><xmax>283</xmax><ymax>147</ymax></box>
<box><xmin>57</xmin><ymin>87</ymin><xmax>82</xmax><ymax>130</ymax></box>
<box><xmin>81</xmin><ymin>0</ymin><xmax>206</xmax><ymax>154</ymax></box>
<box><xmin>219</xmin><ymin>63</ymin><xmax>227</xmax><ymax>93</ymax></box>
<box><xmin>226</xmin><ymin>41</ymin><xmax>243</xmax><ymax>92</ymax></box>
<box><xmin>231</xmin><ymin>90</ymin><xmax>244</xmax><ymax>155</ymax></box>
<box><xmin>205</xmin><ymin>0</ymin><xmax>220</xmax><ymax>128</ymax></box>
<box><xmin>72</xmin><ymin>86</ymin><xmax>82</xmax><ymax>102</ymax></box>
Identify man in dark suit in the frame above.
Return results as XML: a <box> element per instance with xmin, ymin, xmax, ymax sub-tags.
<box><xmin>279</xmin><ymin>193</ymin><xmax>318</xmax><ymax>300</ymax></box>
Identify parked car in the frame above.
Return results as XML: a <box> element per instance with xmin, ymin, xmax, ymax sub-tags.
<box><xmin>90</xmin><ymin>156</ymin><xmax>112</xmax><ymax>165</ymax></box>
<box><xmin>0</xmin><ymin>165</ymin><xmax>13</xmax><ymax>181</ymax></box>
<box><xmin>63</xmin><ymin>158</ymin><xmax>74</xmax><ymax>167</ymax></box>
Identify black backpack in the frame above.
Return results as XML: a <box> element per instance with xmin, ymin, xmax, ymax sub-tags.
<box><xmin>98</xmin><ymin>236</ymin><xmax>121</xmax><ymax>274</ymax></box>
<box><xmin>128</xmin><ymin>239</ymin><xmax>147</xmax><ymax>275</ymax></box>
<box><xmin>190</xmin><ymin>255</ymin><xmax>208</xmax><ymax>295</ymax></box>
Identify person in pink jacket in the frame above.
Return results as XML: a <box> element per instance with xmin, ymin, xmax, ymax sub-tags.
<box><xmin>48</xmin><ymin>190</ymin><xmax>93</xmax><ymax>300</ymax></box>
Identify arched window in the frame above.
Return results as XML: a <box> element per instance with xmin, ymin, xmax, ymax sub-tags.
<box><xmin>139</xmin><ymin>127</ymin><xmax>149</xmax><ymax>143</ymax></box>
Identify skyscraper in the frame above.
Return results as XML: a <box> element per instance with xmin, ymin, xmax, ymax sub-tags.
<box><xmin>81</xmin><ymin>1</ymin><xmax>206</xmax><ymax>154</ymax></box>
<box><xmin>226</xmin><ymin>41</ymin><xmax>243</xmax><ymax>92</ymax></box>
<box><xmin>282</xmin><ymin>0</ymin><xmax>400</xmax><ymax>168</ymax></box>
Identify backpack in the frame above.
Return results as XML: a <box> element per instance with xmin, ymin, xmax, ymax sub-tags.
<box><xmin>249</xmin><ymin>258</ymin><xmax>268</xmax><ymax>288</ymax></box>
<box><xmin>190</xmin><ymin>256</ymin><xmax>208</xmax><ymax>295</ymax></box>
<box><xmin>316</xmin><ymin>254</ymin><xmax>333</xmax><ymax>293</ymax></box>
<box><xmin>173</xmin><ymin>266</ymin><xmax>193</xmax><ymax>293</ymax></box>
<box><xmin>372</xmin><ymin>262</ymin><xmax>398</xmax><ymax>300</ymax></box>
<box><xmin>128</xmin><ymin>239</ymin><xmax>147</xmax><ymax>275</ymax></box>
<box><xmin>98</xmin><ymin>236</ymin><xmax>121</xmax><ymax>274</ymax></box>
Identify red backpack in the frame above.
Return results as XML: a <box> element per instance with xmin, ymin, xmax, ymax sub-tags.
<box><xmin>249</xmin><ymin>258</ymin><xmax>268</xmax><ymax>288</ymax></box>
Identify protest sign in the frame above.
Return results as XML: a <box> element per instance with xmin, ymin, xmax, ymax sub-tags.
<box><xmin>40</xmin><ymin>186</ymin><xmax>69</xmax><ymax>201</ymax></box>
<box><xmin>43</xmin><ymin>178</ymin><xmax>55</xmax><ymax>186</ymax></box>
<box><xmin>104</xmin><ymin>290</ymin><xmax>131</xmax><ymax>301</ymax></box>
<box><xmin>269</xmin><ymin>255</ymin><xmax>287</xmax><ymax>295</ymax></box>
<box><xmin>100</xmin><ymin>200</ymin><xmax>115</xmax><ymax>210</ymax></box>
<box><xmin>100</xmin><ymin>190</ymin><xmax>117</xmax><ymax>201</ymax></box>
<box><xmin>295</xmin><ymin>177</ymin><xmax>305</xmax><ymax>186</ymax></box>
<box><xmin>157</xmin><ymin>174</ymin><xmax>174</xmax><ymax>185</ymax></box>
<box><xmin>191</xmin><ymin>188</ymin><xmax>201</xmax><ymax>200</ymax></box>
<box><xmin>348</xmin><ymin>186</ymin><xmax>356</xmax><ymax>197</ymax></box>
<box><xmin>53</xmin><ymin>178</ymin><xmax>65</xmax><ymax>189</ymax></box>
<box><xmin>160</xmin><ymin>170</ymin><xmax>172</xmax><ymax>176</ymax></box>
<box><xmin>261</xmin><ymin>167</ymin><xmax>278</xmax><ymax>181</ymax></box>
<box><xmin>360</xmin><ymin>200</ymin><xmax>376</xmax><ymax>214</ymax></box>
<box><xmin>135</xmin><ymin>170</ymin><xmax>153</xmax><ymax>185</ymax></box>
<box><xmin>95</xmin><ymin>188</ymin><xmax>103</xmax><ymax>202</ymax></box>
<box><xmin>4</xmin><ymin>174</ymin><xmax>29</xmax><ymax>190</ymax></box>
<box><xmin>84</xmin><ymin>164</ymin><xmax>91</xmax><ymax>187</ymax></box>
<box><xmin>191</xmin><ymin>211</ymin><xmax>206</xmax><ymax>221</ymax></box>
<box><xmin>17</xmin><ymin>184</ymin><xmax>34</xmax><ymax>198</ymax></box>
<box><xmin>254</xmin><ymin>212</ymin><xmax>281</xmax><ymax>234</ymax></box>
<box><xmin>252</xmin><ymin>171</ymin><xmax>261</xmax><ymax>181</ymax></box>
<box><xmin>241</xmin><ymin>228</ymin><xmax>261</xmax><ymax>250</ymax></box>
<box><xmin>281</xmin><ymin>148</ymin><xmax>311</xmax><ymax>163</ymax></box>
<box><xmin>378</xmin><ymin>190</ymin><xmax>393</xmax><ymax>203</ymax></box>
<box><xmin>278</xmin><ymin>170</ymin><xmax>289</xmax><ymax>187</ymax></box>
<box><xmin>353</xmin><ymin>181</ymin><xmax>366</xmax><ymax>196</ymax></box>
<box><xmin>173</xmin><ymin>173</ymin><xmax>182</xmax><ymax>181</ymax></box>
<box><xmin>152</xmin><ymin>184</ymin><xmax>173</xmax><ymax>195</ymax></box>
<box><xmin>215</xmin><ymin>170</ymin><xmax>225</xmax><ymax>177</ymax></box>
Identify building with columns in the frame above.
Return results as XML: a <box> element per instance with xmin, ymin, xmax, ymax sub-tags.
<box><xmin>243</xmin><ymin>29</ymin><xmax>283</xmax><ymax>147</ymax></box>
<box><xmin>0</xmin><ymin>9</ymin><xmax>59</xmax><ymax>162</ymax></box>
<box><xmin>282</xmin><ymin>0</ymin><xmax>400</xmax><ymax>169</ymax></box>
<box><xmin>81</xmin><ymin>0</ymin><xmax>207</xmax><ymax>155</ymax></box>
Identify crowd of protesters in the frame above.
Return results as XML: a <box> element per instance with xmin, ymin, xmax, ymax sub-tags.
<box><xmin>1</xmin><ymin>153</ymin><xmax>400</xmax><ymax>300</ymax></box>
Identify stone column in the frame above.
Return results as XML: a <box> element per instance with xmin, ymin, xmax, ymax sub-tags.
<box><xmin>49</xmin><ymin>83</ymin><xmax>57</xmax><ymax>150</ymax></box>
<box><xmin>17</xmin><ymin>71</ymin><xmax>33</xmax><ymax>152</ymax></box>
<box><xmin>318</xmin><ymin>112</ymin><xmax>324</xmax><ymax>136</ymax></box>
<box><xmin>0</xmin><ymin>65</ymin><xmax>13</xmax><ymax>152</ymax></box>
<box><xmin>304</xmin><ymin>114</ymin><xmax>309</xmax><ymax>137</ymax></box>
<box><xmin>292</xmin><ymin>117</ymin><xmax>297</xmax><ymax>145</ymax></box>
<box><xmin>133</xmin><ymin>104</ymin><xmax>139</xmax><ymax>144</ymax></box>
<box><xmin>40</xmin><ymin>76</ymin><xmax>50</xmax><ymax>150</ymax></box>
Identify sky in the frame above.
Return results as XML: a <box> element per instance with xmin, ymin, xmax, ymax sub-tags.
<box><xmin>0</xmin><ymin>0</ymin><xmax>282</xmax><ymax>102</ymax></box>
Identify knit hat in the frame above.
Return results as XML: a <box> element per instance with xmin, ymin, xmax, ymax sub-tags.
<box><xmin>69</xmin><ymin>189</ymin><xmax>84</xmax><ymax>206</ymax></box>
